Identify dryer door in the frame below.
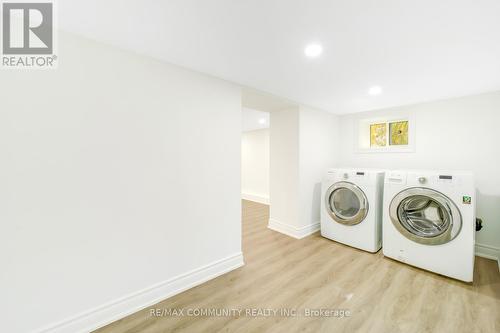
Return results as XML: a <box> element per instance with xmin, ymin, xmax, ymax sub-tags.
<box><xmin>325</xmin><ymin>182</ymin><xmax>369</xmax><ymax>226</ymax></box>
<box><xmin>389</xmin><ymin>187</ymin><xmax>462</xmax><ymax>245</ymax></box>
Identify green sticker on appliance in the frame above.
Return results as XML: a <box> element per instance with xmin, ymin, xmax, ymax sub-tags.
<box><xmin>463</xmin><ymin>196</ymin><xmax>472</xmax><ymax>204</ymax></box>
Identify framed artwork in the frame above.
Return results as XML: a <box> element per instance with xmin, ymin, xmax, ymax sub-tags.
<box><xmin>389</xmin><ymin>121</ymin><xmax>409</xmax><ymax>145</ymax></box>
<box><xmin>360</xmin><ymin>117</ymin><xmax>412</xmax><ymax>152</ymax></box>
<box><xmin>370</xmin><ymin>123</ymin><xmax>387</xmax><ymax>147</ymax></box>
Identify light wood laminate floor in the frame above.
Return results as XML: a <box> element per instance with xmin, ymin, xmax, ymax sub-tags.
<box><xmin>98</xmin><ymin>200</ymin><xmax>500</xmax><ymax>333</ymax></box>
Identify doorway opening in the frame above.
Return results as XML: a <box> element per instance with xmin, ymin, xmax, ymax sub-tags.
<box><xmin>241</xmin><ymin>107</ymin><xmax>270</xmax><ymax>205</ymax></box>
<box><xmin>240</xmin><ymin>88</ymin><xmax>298</xmax><ymax>254</ymax></box>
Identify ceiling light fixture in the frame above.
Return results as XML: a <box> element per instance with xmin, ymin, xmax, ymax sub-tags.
<box><xmin>368</xmin><ymin>86</ymin><xmax>383</xmax><ymax>96</ymax></box>
<box><xmin>304</xmin><ymin>43</ymin><xmax>323</xmax><ymax>58</ymax></box>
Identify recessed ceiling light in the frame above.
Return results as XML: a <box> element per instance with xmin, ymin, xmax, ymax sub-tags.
<box><xmin>304</xmin><ymin>43</ymin><xmax>323</xmax><ymax>58</ymax></box>
<box><xmin>258</xmin><ymin>118</ymin><xmax>267</xmax><ymax>125</ymax></box>
<box><xmin>368</xmin><ymin>86</ymin><xmax>383</xmax><ymax>96</ymax></box>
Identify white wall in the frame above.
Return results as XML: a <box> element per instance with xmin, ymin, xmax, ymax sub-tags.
<box><xmin>299</xmin><ymin>106</ymin><xmax>340</xmax><ymax>229</ymax></box>
<box><xmin>269</xmin><ymin>106</ymin><xmax>340</xmax><ymax>238</ymax></box>
<box><xmin>0</xmin><ymin>32</ymin><xmax>243</xmax><ymax>333</ymax></box>
<box><xmin>338</xmin><ymin>91</ymin><xmax>500</xmax><ymax>255</ymax></box>
<box><xmin>269</xmin><ymin>107</ymin><xmax>301</xmax><ymax>233</ymax></box>
<box><xmin>241</xmin><ymin>129</ymin><xmax>270</xmax><ymax>204</ymax></box>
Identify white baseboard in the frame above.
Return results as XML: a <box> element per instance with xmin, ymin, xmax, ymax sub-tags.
<box><xmin>268</xmin><ymin>218</ymin><xmax>320</xmax><ymax>239</ymax></box>
<box><xmin>475</xmin><ymin>243</ymin><xmax>500</xmax><ymax>272</ymax></box>
<box><xmin>242</xmin><ymin>193</ymin><xmax>269</xmax><ymax>205</ymax></box>
<box><xmin>475</xmin><ymin>243</ymin><xmax>500</xmax><ymax>260</ymax></box>
<box><xmin>38</xmin><ymin>253</ymin><xmax>245</xmax><ymax>333</ymax></box>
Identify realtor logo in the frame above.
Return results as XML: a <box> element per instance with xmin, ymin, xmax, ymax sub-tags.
<box><xmin>1</xmin><ymin>1</ymin><xmax>57</xmax><ymax>68</ymax></box>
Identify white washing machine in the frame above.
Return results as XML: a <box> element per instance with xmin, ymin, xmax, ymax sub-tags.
<box><xmin>321</xmin><ymin>169</ymin><xmax>385</xmax><ymax>253</ymax></box>
<box><xmin>383</xmin><ymin>170</ymin><xmax>476</xmax><ymax>282</ymax></box>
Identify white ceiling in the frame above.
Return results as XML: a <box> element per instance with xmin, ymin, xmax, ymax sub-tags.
<box><xmin>242</xmin><ymin>108</ymin><xmax>270</xmax><ymax>132</ymax></box>
<box><xmin>59</xmin><ymin>0</ymin><xmax>500</xmax><ymax>114</ymax></box>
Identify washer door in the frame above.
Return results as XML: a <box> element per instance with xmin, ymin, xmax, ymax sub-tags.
<box><xmin>325</xmin><ymin>182</ymin><xmax>369</xmax><ymax>226</ymax></box>
<box><xmin>389</xmin><ymin>187</ymin><xmax>462</xmax><ymax>245</ymax></box>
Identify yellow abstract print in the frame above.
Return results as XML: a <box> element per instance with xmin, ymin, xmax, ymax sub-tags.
<box><xmin>389</xmin><ymin>121</ymin><xmax>409</xmax><ymax>145</ymax></box>
<box><xmin>370</xmin><ymin>123</ymin><xmax>387</xmax><ymax>147</ymax></box>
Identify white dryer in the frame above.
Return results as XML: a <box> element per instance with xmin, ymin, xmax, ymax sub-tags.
<box><xmin>383</xmin><ymin>170</ymin><xmax>476</xmax><ymax>282</ymax></box>
<box><xmin>321</xmin><ymin>169</ymin><xmax>385</xmax><ymax>253</ymax></box>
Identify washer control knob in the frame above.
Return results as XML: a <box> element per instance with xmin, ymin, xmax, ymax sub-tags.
<box><xmin>343</xmin><ymin>173</ymin><xmax>349</xmax><ymax>179</ymax></box>
<box><xmin>418</xmin><ymin>177</ymin><xmax>427</xmax><ymax>184</ymax></box>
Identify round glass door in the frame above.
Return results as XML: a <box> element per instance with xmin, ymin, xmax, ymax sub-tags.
<box><xmin>325</xmin><ymin>182</ymin><xmax>368</xmax><ymax>225</ymax></box>
<box><xmin>389</xmin><ymin>188</ymin><xmax>462</xmax><ymax>245</ymax></box>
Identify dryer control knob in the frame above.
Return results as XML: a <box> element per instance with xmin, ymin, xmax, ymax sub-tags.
<box><xmin>418</xmin><ymin>177</ymin><xmax>427</xmax><ymax>184</ymax></box>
